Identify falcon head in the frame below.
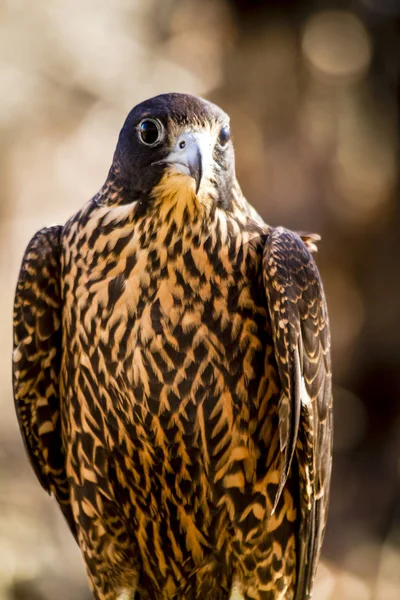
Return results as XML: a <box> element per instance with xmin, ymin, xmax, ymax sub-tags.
<box><xmin>112</xmin><ymin>93</ymin><xmax>236</xmax><ymax>211</ymax></box>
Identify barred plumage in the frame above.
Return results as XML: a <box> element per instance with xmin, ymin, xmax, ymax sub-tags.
<box><xmin>13</xmin><ymin>93</ymin><xmax>332</xmax><ymax>600</ymax></box>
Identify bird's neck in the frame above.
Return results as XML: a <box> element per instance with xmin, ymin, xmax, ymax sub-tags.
<box><xmin>94</xmin><ymin>166</ymin><xmax>254</xmax><ymax>241</ymax></box>
<box><xmin>97</xmin><ymin>167</ymin><xmax>138</xmax><ymax>206</ymax></box>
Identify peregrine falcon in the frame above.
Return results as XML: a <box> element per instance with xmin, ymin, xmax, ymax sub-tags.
<box><xmin>13</xmin><ymin>93</ymin><xmax>332</xmax><ymax>600</ymax></box>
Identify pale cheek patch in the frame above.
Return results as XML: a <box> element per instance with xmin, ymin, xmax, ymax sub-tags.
<box><xmin>195</xmin><ymin>128</ymin><xmax>215</xmax><ymax>181</ymax></box>
<box><xmin>196</xmin><ymin>123</ymin><xmax>225</xmax><ymax>190</ymax></box>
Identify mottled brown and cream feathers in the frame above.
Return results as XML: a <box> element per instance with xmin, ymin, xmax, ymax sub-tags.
<box><xmin>13</xmin><ymin>93</ymin><xmax>332</xmax><ymax>600</ymax></box>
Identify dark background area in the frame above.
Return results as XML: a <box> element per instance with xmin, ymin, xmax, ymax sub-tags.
<box><xmin>0</xmin><ymin>0</ymin><xmax>399</xmax><ymax>598</ymax></box>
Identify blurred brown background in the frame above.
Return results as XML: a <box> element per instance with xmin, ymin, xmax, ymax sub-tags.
<box><xmin>1</xmin><ymin>0</ymin><xmax>399</xmax><ymax>599</ymax></box>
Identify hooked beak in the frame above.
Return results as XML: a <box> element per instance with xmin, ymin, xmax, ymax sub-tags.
<box><xmin>163</xmin><ymin>132</ymin><xmax>204</xmax><ymax>193</ymax></box>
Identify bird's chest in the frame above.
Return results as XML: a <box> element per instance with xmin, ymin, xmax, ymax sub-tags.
<box><xmin>64</xmin><ymin>233</ymin><xmax>270</xmax><ymax>412</ymax></box>
<box><xmin>61</xmin><ymin>226</ymin><xmax>280</xmax><ymax>542</ymax></box>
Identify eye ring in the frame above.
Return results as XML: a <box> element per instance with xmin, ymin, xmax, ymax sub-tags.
<box><xmin>138</xmin><ymin>118</ymin><xmax>164</xmax><ymax>147</ymax></box>
<box><xmin>218</xmin><ymin>125</ymin><xmax>231</xmax><ymax>147</ymax></box>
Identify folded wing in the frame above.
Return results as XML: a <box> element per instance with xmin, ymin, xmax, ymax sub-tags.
<box><xmin>12</xmin><ymin>226</ymin><xmax>76</xmax><ymax>539</ymax></box>
<box><xmin>263</xmin><ymin>226</ymin><xmax>333</xmax><ymax>599</ymax></box>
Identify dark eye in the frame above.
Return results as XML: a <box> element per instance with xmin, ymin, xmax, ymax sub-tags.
<box><xmin>138</xmin><ymin>118</ymin><xmax>163</xmax><ymax>146</ymax></box>
<box><xmin>218</xmin><ymin>125</ymin><xmax>231</xmax><ymax>147</ymax></box>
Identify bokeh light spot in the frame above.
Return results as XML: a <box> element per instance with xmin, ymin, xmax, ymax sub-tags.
<box><xmin>302</xmin><ymin>11</ymin><xmax>372</xmax><ymax>84</ymax></box>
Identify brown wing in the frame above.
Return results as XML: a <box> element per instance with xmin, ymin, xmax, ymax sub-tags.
<box><xmin>263</xmin><ymin>226</ymin><xmax>332</xmax><ymax>599</ymax></box>
<box><xmin>12</xmin><ymin>226</ymin><xmax>77</xmax><ymax>540</ymax></box>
